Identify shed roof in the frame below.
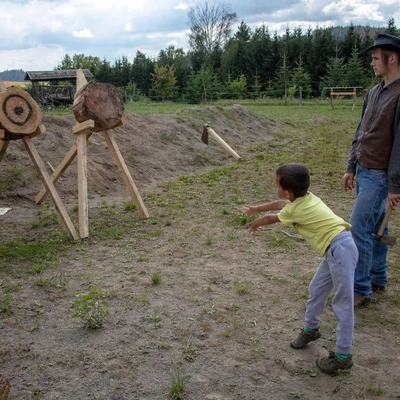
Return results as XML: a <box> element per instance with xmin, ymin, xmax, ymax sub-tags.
<box><xmin>24</xmin><ymin>69</ymin><xmax>93</xmax><ymax>82</ymax></box>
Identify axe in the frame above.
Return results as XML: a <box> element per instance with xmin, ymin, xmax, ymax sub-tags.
<box><xmin>201</xmin><ymin>123</ymin><xmax>241</xmax><ymax>161</ymax></box>
<box><xmin>374</xmin><ymin>208</ymin><xmax>396</xmax><ymax>246</ymax></box>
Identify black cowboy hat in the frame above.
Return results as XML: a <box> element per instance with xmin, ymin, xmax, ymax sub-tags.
<box><xmin>364</xmin><ymin>33</ymin><xmax>400</xmax><ymax>53</ymax></box>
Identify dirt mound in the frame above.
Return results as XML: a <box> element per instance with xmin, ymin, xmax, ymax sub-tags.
<box><xmin>0</xmin><ymin>105</ymin><xmax>281</xmax><ymax>207</ymax></box>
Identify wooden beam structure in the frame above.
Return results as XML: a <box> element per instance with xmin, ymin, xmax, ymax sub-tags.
<box><xmin>35</xmin><ymin>69</ymin><xmax>149</xmax><ymax>239</ymax></box>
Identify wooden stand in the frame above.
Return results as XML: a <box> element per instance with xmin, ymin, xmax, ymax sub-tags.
<box><xmin>326</xmin><ymin>87</ymin><xmax>362</xmax><ymax>110</ymax></box>
<box><xmin>0</xmin><ymin>79</ymin><xmax>79</xmax><ymax>240</ymax></box>
<box><xmin>36</xmin><ymin>69</ymin><xmax>149</xmax><ymax>239</ymax></box>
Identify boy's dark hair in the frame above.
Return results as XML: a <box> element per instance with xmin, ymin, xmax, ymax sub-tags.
<box><xmin>276</xmin><ymin>163</ymin><xmax>310</xmax><ymax>198</ymax></box>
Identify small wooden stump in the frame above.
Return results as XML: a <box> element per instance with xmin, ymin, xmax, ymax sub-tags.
<box><xmin>0</xmin><ymin>88</ymin><xmax>42</xmax><ymax>139</ymax></box>
<box><xmin>73</xmin><ymin>82</ymin><xmax>124</xmax><ymax>132</ymax></box>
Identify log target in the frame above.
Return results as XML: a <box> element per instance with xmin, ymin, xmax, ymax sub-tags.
<box><xmin>73</xmin><ymin>81</ymin><xmax>124</xmax><ymax>132</ymax></box>
<box><xmin>0</xmin><ymin>88</ymin><xmax>41</xmax><ymax>136</ymax></box>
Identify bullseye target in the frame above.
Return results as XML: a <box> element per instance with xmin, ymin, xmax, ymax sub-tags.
<box><xmin>0</xmin><ymin>88</ymin><xmax>41</xmax><ymax>136</ymax></box>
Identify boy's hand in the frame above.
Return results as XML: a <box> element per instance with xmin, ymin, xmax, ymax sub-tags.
<box><xmin>242</xmin><ymin>204</ymin><xmax>259</xmax><ymax>216</ymax></box>
<box><xmin>245</xmin><ymin>219</ymin><xmax>262</xmax><ymax>233</ymax></box>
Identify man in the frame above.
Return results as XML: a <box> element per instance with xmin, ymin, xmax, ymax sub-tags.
<box><xmin>343</xmin><ymin>33</ymin><xmax>400</xmax><ymax>308</ymax></box>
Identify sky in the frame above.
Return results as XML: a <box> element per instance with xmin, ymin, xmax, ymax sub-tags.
<box><xmin>0</xmin><ymin>0</ymin><xmax>399</xmax><ymax>73</ymax></box>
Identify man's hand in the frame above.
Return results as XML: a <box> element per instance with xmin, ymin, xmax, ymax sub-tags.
<box><xmin>343</xmin><ymin>172</ymin><xmax>355</xmax><ymax>192</ymax></box>
<box><xmin>388</xmin><ymin>192</ymin><xmax>400</xmax><ymax>209</ymax></box>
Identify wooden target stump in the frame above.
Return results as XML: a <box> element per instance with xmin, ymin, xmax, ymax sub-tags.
<box><xmin>0</xmin><ymin>85</ymin><xmax>79</xmax><ymax>240</ymax></box>
<box><xmin>73</xmin><ymin>81</ymin><xmax>124</xmax><ymax>132</ymax></box>
<box><xmin>36</xmin><ymin>69</ymin><xmax>149</xmax><ymax>239</ymax></box>
<box><xmin>0</xmin><ymin>88</ymin><xmax>42</xmax><ymax>138</ymax></box>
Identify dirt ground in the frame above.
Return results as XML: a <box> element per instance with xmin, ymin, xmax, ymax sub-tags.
<box><xmin>1</xmin><ymin>105</ymin><xmax>400</xmax><ymax>400</ymax></box>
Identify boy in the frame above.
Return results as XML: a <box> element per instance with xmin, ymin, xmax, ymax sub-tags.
<box><xmin>243</xmin><ymin>163</ymin><xmax>358</xmax><ymax>374</ymax></box>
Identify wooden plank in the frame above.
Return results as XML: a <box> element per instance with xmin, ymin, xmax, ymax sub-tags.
<box><xmin>35</xmin><ymin>131</ymin><xmax>93</xmax><ymax>204</ymax></box>
<box><xmin>0</xmin><ymin>79</ymin><xmax>6</xmax><ymax>93</ymax></box>
<box><xmin>76</xmin><ymin>69</ymin><xmax>88</xmax><ymax>91</ymax></box>
<box><xmin>72</xmin><ymin>119</ymin><xmax>95</xmax><ymax>134</ymax></box>
<box><xmin>22</xmin><ymin>137</ymin><xmax>79</xmax><ymax>240</ymax></box>
<box><xmin>0</xmin><ymin>129</ymin><xmax>5</xmax><ymax>141</ymax></box>
<box><xmin>29</xmin><ymin>124</ymin><xmax>46</xmax><ymax>139</ymax></box>
<box><xmin>101</xmin><ymin>130</ymin><xmax>150</xmax><ymax>220</ymax></box>
<box><xmin>0</xmin><ymin>139</ymin><xmax>9</xmax><ymax>163</ymax></box>
<box><xmin>76</xmin><ymin>132</ymin><xmax>89</xmax><ymax>238</ymax></box>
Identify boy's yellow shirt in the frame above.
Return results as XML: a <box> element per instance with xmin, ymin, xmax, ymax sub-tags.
<box><xmin>278</xmin><ymin>192</ymin><xmax>351</xmax><ymax>256</ymax></box>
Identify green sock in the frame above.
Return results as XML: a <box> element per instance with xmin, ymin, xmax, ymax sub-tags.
<box><xmin>303</xmin><ymin>326</ymin><xmax>315</xmax><ymax>333</ymax></box>
<box><xmin>336</xmin><ymin>352</ymin><xmax>350</xmax><ymax>361</ymax></box>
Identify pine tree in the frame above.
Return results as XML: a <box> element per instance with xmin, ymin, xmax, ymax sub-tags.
<box><xmin>344</xmin><ymin>46</ymin><xmax>368</xmax><ymax>88</ymax></box>
<box><xmin>291</xmin><ymin>55</ymin><xmax>312</xmax><ymax>98</ymax></box>
<box><xmin>320</xmin><ymin>44</ymin><xmax>347</xmax><ymax>92</ymax></box>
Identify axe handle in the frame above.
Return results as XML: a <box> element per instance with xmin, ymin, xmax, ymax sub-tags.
<box><xmin>207</xmin><ymin>128</ymin><xmax>241</xmax><ymax>161</ymax></box>
<box><xmin>377</xmin><ymin>208</ymin><xmax>392</xmax><ymax>236</ymax></box>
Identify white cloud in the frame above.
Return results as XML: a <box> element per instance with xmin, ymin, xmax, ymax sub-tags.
<box><xmin>175</xmin><ymin>2</ymin><xmax>189</xmax><ymax>10</ymax></box>
<box><xmin>72</xmin><ymin>28</ymin><xmax>95</xmax><ymax>38</ymax></box>
<box><xmin>0</xmin><ymin>0</ymin><xmax>398</xmax><ymax>72</ymax></box>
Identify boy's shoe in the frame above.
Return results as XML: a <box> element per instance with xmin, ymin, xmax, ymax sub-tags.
<box><xmin>290</xmin><ymin>328</ymin><xmax>321</xmax><ymax>349</ymax></box>
<box><xmin>316</xmin><ymin>350</ymin><xmax>353</xmax><ymax>374</ymax></box>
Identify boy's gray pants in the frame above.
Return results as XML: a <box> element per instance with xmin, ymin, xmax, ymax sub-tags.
<box><xmin>305</xmin><ymin>231</ymin><xmax>358</xmax><ymax>354</ymax></box>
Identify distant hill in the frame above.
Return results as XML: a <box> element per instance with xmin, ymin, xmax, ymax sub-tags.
<box><xmin>0</xmin><ymin>69</ymin><xmax>26</xmax><ymax>82</ymax></box>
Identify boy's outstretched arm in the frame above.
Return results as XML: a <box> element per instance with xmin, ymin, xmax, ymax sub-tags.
<box><xmin>242</xmin><ymin>200</ymin><xmax>289</xmax><ymax>216</ymax></box>
<box><xmin>246</xmin><ymin>213</ymin><xmax>280</xmax><ymax>233</ymax></box>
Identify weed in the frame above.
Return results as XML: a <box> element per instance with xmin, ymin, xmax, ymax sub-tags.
<box><xmin>367</xmin><ymin>383</ymin><xmax>384</xmax><ymax>395</ymax></box>
<box><xmin>183</xmin><ymin>344</ymin><xmax>197</xmax><ymax>361</ymax></box>
<box><xmin>124</xmin><ymin>202</ymin><xmax>136</xmax><ymax>211</ymax></box>
<box><xmin>168</xmin><ymin>368</ymin><xmax>190</xmax><ymax>400</ymax></box>
<box><xmin>290</xmin><ymin>390</ymin><xmax>304</xmax><ymax>399</ymax></box>
<box><xmin>72</xmin><ymin>287</ymin><xmax>109</xmax><ymax>329</ymax></box>
<box><xmin>0</xmin><ymin>375</ymin><xmax>11</xmax><ymax>400</ymax></box>
<box><xmin>0</xmin><ymin>293</ymin><xmax>12</xmax><ymax>316</ymax></box>
<box><xmin>150</xmin><ymin>313</ymin><xmax>160</xmax><ymax>323</ymax></box>
<box><xmin>150</xmin><ymin>271</ymin><xmax>161</xmax><ymax>284</ymax></box>
<box><xmin>234</xmin><ymin>280</ymin><xmax>251</xmax><ymax>294</ymax></box>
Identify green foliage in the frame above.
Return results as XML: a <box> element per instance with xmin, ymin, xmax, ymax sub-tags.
<box><xmin>168</xmin><ymin>368</ymin><xmax>190</xmax><ymax>400</ymax></box>
<box><xmin>0</xmin><ymin>293</ymin><xmax>12</xmax><ymax>316</ymax></box>
<box><xmin>344</xmin><ymin>46</ymin><xmax>368</xmax><ymax>87</ymax></box>
<box><xmin>0</xmin><ymin>166</ymin><xmax>27</xmax><ymax>191</ymax></box>
<box><xmin>72</xmin><ymin>288</ymin><xmax>109</xmax><ymax>329</ymax></box>
<box><xmin>150</xmin><ymin>271</ymin><xmax>161</xmax><ymax>285</ymax></box>
<box><xmin>151</xmin><ymin>64</ymin><xmax>177</xmax><ymax>101</ymax></box>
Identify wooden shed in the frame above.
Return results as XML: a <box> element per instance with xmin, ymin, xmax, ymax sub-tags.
<box><xmin>24</xmin><ymin>69</ymin><xmax>93</xmax><ymax>107</ymax></box>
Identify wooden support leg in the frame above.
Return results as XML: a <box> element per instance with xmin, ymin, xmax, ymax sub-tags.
<box><xmin>35</xmin><ymin>131</ymin><xmax>93</xmax><ymax>204</ymax></box>
<box><xmin>101</xmin><ymin>130</ymin><xmax>150</xmax><ymax>219</ymax></box>
<box><xmin>22</xmin><ymin>137</ymin><xmax>79</xmax><ymax>240</ymax></box>
<box><xmin>76</xmin><ymin>132</ymin><xmax>89</xmax><ymax>238</ymax></box>
<box><xmin>0</xmin><ymin>140</ymin><xmax>9</xmax><ymax>163</ymax></box>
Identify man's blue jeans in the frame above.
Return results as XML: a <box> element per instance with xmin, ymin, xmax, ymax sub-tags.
<box><xmin>350</xmin><ymin>164</ymin><xmax>389</xmax><ymax>297</ymax></box>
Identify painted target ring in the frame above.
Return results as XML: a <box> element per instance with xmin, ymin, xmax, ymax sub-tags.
<box><xmin>0</xmin><ymin>88</ymin><xmax>41</xmax><ymax>135</ymax></box>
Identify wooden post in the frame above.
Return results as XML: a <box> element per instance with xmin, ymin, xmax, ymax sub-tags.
<box><xmin>35</xmin><ymin>129</ymin><xmax>93</xmax><ymax>204</ymax></box>
<box><xmin>22</xmin><ymin>136</ymin><xmax>79</xmax><ymax>240</ymax></box>
<box><xmin>0</xmin><ymin>139</ymin><xmax>9</xmax><ymax>163</ymax></box>
<box><xmin>101</xmin><ymin>130</ymin><xmax>150</xmax><ymax>219</ymax></box>
<box><xmin>74</xmin><ymin>70</ymin><xmax>91</xmax><ymax>239</ymax></box>
<box><xmin>73</xmin><ymin>120</ymin><xmax>94</xmax><ymax>239</ymax></box>
<box><xmin>0</xmin><ymin>79</ymin><xmax>6</xmax><ymax>93</ymax></box>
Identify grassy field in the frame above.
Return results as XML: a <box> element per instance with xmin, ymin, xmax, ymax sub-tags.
<box><xmin>2</xmin><ymin>100</ymin><xmax>400</xmax><ymax>399</ymax></box>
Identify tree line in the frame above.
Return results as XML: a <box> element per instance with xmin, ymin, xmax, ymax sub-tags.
<box><xmin>2</xmin><ymin>2</ymin><xmax>399</xmax><ymax>104</ymax></box>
